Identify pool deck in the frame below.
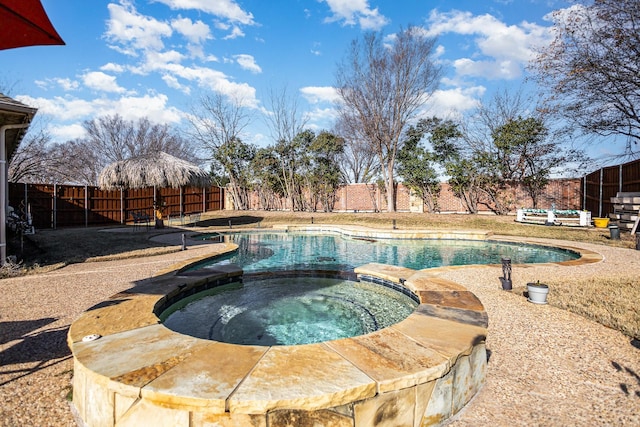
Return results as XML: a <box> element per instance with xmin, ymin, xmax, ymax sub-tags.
<box><xmin>67</xmin><ymin>230</ymin><xmax>491</xmax><ymax>426</ymax></box>
<box><xmin>1</xmin><ymin>227</ymin><xmax>639</xmax><ymax>426</ymax></box>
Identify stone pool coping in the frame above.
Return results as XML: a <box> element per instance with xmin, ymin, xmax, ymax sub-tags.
<box><xmin>67</xmin><ymin>227</ymin><xmax>602</xmax><ymax>426</ymax></box>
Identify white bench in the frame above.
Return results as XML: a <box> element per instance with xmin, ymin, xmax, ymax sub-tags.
<box><xmin>516</xmin><ymin>209</ymin><xmax>591</xmax><ymax>227</ymax></box>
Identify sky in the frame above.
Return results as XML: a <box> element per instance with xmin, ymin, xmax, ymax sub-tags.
<box><xmin>2</xmin><ymin>0</ymin><xmax>580</xmax><ymax>154</ymax></box>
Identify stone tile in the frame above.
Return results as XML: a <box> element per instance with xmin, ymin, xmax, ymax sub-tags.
<box><xmin>413</xmin><ymin>381</ymin><xmax>435</xmax><ymax>427</ymax></box>
<box><xmin>72</xmin><ymin>359</ymin><xmax>87</xmax><ymax>421</ymax></box>
<box><xmin>114</xmin><ymin>393</ymin><xmax>138</xmax><ymax>424</ymax></box>
<box><xmin>354</xmin><ymin>263</ymin><xmax>417</xmax><ymax>283</ymax></box>
<box><xmin>228</xmin><ymin>343</ymin><xmax>377</xmax><ymax>413</ymax></box>
<box><xmin>83</xmin><ymin>368</ymin><xmax>115</xmax><ymax>427</ymax></box>
<box><xmin>73</xmin><ymin>324</ymin><xmax>208</xmax><ymax>391</ymax></box>
<box><xmin>353</xmin><ymin>386</ymin><xmax>416</xmax><ymax>427</ymax></box>
<box><xmin>268</xmin><ymin>408</ymin><xmax>354</xmax><ymax>427</ymax></box>
<box><xmin>192</xmin><ymin>412</ymin><xmax>267</xmax><ymax>427</ymax></box>
<box><xmin>452</xmin><ymin>353</ymin><xmax>472</xmax><ymax>414</ymax></box>
<box><xmin>467</xmin><ymin>343</ymin><xmax>487</xmax><ymax>401</ymax></box>
<box><xmin>68</xmin><ymin>294</ymin><xmax>162</xmax><ymax>343</ymax></box>
<box><xmin>142</xmin><ymin>342</ymin><xmax>268</xmax><ymax>411</ymax></box>
<box><xmin>419</xmin><ymin>369</ymin><xmax>454</xmax><ymax>426</ymax></box>
<box><xmin>391</xmin><ymin>314</ymin><xmax>486</xmax><ymax>363</ymax></box>
<box><xmin>404</xmin><ymin>275</ymin><xmax>467</xmax><ymax>293</ymax></box>
<box><xmin>416</xmin><ymin>290</ymin><xmax>485</xmax><ymax>312</ymax></box>
<box><xmin>115</xmin><ymin>398</ymin><xmax>190</xmax><ymax>427</ymax></box>
<box><xmin>326</xmin><ymin>328</ymin><xmax>450</xmax><ymax>393</ymax></box>
<box><xmin>414</xmin><ymin>304</ymin><xmax>489</xmax><ymax>328</ymax></box>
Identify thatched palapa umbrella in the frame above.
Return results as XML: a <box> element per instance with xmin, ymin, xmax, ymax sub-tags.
<box><xmin>98</xmin><ymin>151</ymin><xmax>210</xmax><ymax>190</ymax></box>
<box><xmin>99</xmin><ymin>152</ymin><xmax>210</xmax><ymax>228</ymax></box>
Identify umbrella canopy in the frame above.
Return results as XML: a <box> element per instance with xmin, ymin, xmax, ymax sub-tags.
<box><xmin>98</xmin><ymin>152</ymin><xmax>211</xmax><ymax>190</ymax></box>
<box><xmin>0</xmin><ymin>0</ymin><xmax>65</xmax><ymax>50</ymax></box>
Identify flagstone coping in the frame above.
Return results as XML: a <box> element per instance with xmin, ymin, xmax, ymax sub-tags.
<box><xmin>68</xmin><ymin>228</ymin><xmax>600</xmax><ymax>426</ymax></box>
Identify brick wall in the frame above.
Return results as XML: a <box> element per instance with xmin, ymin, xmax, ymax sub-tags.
<box><xmin>241</xmin><ymin>178</ymin><xmax>581</xmax><ymax>213</ymax></box>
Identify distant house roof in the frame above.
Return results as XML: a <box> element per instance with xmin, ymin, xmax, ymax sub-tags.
<box><xmin>0</xmin><ymin>93</ymin><xmax>37</xmax><ymax>161</ymax></box>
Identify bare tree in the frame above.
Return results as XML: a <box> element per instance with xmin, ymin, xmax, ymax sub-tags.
<box><xmin>52</xmin><ymin>115</ymin><xmax>200</xmax><ymax>186</ymax></box>
<box><xmin>54</xmin><ymin>138</ymin><xmax>103</xmax><ymax>185</ymax></box>
<box><xmin>334</xmin><ymin>116</ymin><xmax>379</xmax><ymax>183</ymax></box>
<box><xmin>188</xmin><ymin>93</ymin><xmax>254</xmax><ymax>209</ymax></box>
<box><xmin>263</xmin><ymin>86</ymin><xmax>309</xmax><ymax>210</ymax></box>
<box><xmin>531</xmin><ymin>0</ymin><xmax>640</xmax><ymax>158</ymax></box>
<box><xmin>8</xmin><ymin>123</ymin><xmax>60</xmax><ymax>183</ymax></box>
<box><xmin>449</xmin><ymin>89</ymin><xmax>586</xmax><ymax>213</ymax></box>
<box><xmin>335</xmin><ymin>27</ymin><xmax>441</xmax><ymax>211</ymax></box>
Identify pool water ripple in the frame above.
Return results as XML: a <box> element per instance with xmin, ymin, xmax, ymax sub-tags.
<box><xmin>161</xmin><ymin>277</ymin><xmax>417</xmax><ymax>346</ymax></box>
<box><xmin>191</xmin><ymin>231</ymin><xmax>579</xmax><ymax>273</ymax></box>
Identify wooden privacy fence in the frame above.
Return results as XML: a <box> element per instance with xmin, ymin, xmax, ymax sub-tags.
<box><xmin>8</xmin><ymin>183</ymin><xmax>224</xmax><ymax>229</ymax></box>
<box><xmin>583</xmin><ymin>158</ymin><xmax>640</xmax><ymax>218</ymax></box>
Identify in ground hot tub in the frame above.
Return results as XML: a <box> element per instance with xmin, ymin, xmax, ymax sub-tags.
<box><xmin>69</xmin><ymin>264</ymin><xmax>487</xmax><ymax>427</ymax></box>
<box><xmin>159</xmin><ymin>273</ymin><xmax>419</xmax><ymax>346</ymax></box>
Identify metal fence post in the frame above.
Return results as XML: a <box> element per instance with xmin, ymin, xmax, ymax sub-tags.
<box><xmin>599</xmin><ymin>168</ymin><xmax>603</xmax><ymax>218</ymax></box>
<box><xmin>52</xmin><ymin>183</ymin><xmax>56</xmax><ymax>229</ymax></box>
<box><xmin>120</xmin><ymin>188</ymin><xmax>124</xmax><ymax>224</ymax></box>
<box><xmin>84</xmin><ymin>185</ymin><xmax>88</xmax><ymax>228</ymax></box>
<box><xmin>619</xmin><ymin>164</ymin><xmax>623</xmax><ymax>193</ymax></box>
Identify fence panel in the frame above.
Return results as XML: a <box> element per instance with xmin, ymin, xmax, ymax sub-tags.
<box><xmin>622</xmin><ymin>160</ymin><xmax>640</xmax><ymax>192</ymax></box>
<box><xmin>8</xmin><ymin>183</ymin><xmax>223</xmax><ymax>229</ymax></box>
<box><xmin>583</xmin><ymin>158</ymin><xmax>640</xmax><ymax>218</ymax></box>
<box><xmin>89</xmin><ymin>187</ymin><xmax>121</xmax><ymax>224</ymax></box>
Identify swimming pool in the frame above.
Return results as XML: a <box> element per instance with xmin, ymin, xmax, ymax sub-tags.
<box><xmin>190</xmin><ymin>231</ymin><xmax>579</xmax><ymax>273</ymax></box>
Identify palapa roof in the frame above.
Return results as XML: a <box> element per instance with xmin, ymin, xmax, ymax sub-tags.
<box><xmin>98</xmin><ymin>151</ymin><xmax>211</xmax><ymax>190</ymax></box>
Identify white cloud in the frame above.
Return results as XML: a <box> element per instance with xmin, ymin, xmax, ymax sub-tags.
<box><xmin>162</xmin><ymin>74</ymin><xmax>191</xmax><ymax>94</ymax></box>
<box><xmin>16</xmin><ymin>95</ymin><xmax>96</xmax><ymax>120</ymax></box>
<box><xmin>110</xmin><ymin>94</ymin><xmax>183</xmax><ymax>123</ymax></box>
<box><xmin>223</xmin><ymin>26</ymin><xmax>245</xmax><ymax>40</ymax></box>
<box><xmin>50</xmin><ymin>123</ymin><xmax>86</xmax><ymax>141</ymax></box>
<box><xmin>105</xmin><ymin>2</ymin><xmax>172</xmax><ymax>55</ymax></box>
<box><xmin>171</xmin><ymin>17</ymin><xmax>211</xmax><ymax>44</ymax></box>
<box><xmin>35</xmin><ymin>78</ymin><xmax>80</xmax><ymax>91</ymax></box>
<box><xmin>82</xmin><ymin>71</ymin><xmax>127</xmax><ymax>93</ymax></box>
<box><xmin>422</xmin><ymin>86</ymin><xmax>486</xmax><ymax>119</ymax></box>
<box><xmin>321</xmin><ymin>0</ymin><xmax>389</xmax><ymax>30</ymax></box>
<box><xmin>306</xmin><ymin>107</ymin><xmax>339</xmax><ymax>130</ymax></box>
<box><xmin>132</xmin><ymin>49</ymin><xmax>185</xmax><ymax>74</ymax></box>
<box><xmin>154</xmin><ymin>0</ymin><xmax>255</xmax><ymax>25</ymax></box>
<box><xmin>100</xmin><ymin>63</ymin><xmax>125</xmax><ymax>73</ymax></box>
<box><xmin>425</xmin><ymin>9</ymin><xmax>551</xmax><ymax>80</ymax></box>
<box><xmin>161</xmin><ymin>63</ymin><xmax>259</xmax><ymax>107</ymax></box>
<box><xmin>234</xmin><ymin>54</ymin><xmax>261</xmax><ymax>73</ymax></box>
<box><xmin>16</xmin><ymin>93</ymin><xmax>185</xmax><ymax>142</ymax></box>
<box><xmin>300</xmin><ymin>86</ymin><xmax>340</xmax><ymax>104</ymax></box>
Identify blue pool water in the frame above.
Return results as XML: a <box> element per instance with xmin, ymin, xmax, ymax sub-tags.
<box><xmin>166</xmin><ymin>231</ymin><xmax>577</xmax><ymax>345</ymax></box>
<box><xmin>161</xmin><ymin>276</ymin><xmax>418</xmax><ymax>346</ymax></box>
<box><xmin>190</xmin><ymin>231</ymin><xmax>579</xmax><ymax>273</ymax></box>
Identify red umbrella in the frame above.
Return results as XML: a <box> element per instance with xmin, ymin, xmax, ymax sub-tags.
<box><xmin>0</xmin><ymin>0</ymin><xmax>65</xmax><ymax>50</ymax></box>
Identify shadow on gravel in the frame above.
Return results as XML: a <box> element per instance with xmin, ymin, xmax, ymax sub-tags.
<box><xmin>0</xmin><ymin>322</ymin><xmax>71</xmax><ymax>386</ymax></box>
<box><xmin>612</xmin><ymin>360</ymin><xmax>640</xmax><ymax>399</ymax></box>
<box><xmin>0</xmin><ymin>318</ymin><xmax>57</xmax><ymax>345</ymax></box>
<box><xmin>192</xmin><ymin>215</ymin><xmax>264</xmax><ymax>228</ymax></box>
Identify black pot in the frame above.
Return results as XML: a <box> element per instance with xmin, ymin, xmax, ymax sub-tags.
<box><xmin>500</xmin><ymin>277</ymin><xmax>512</xmax><ymax>290</ymax></box>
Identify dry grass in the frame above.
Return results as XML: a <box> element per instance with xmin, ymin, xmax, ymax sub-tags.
<box><xmin>547</xmin><ymin>277</ymin><xmax>640</xmax><ymax>339</ymax></box>
<box><xmin>8</xmin><ymin>210</ymin><xmax>639</xmax><ymax>338</ymax></box>
<box><xmin>511</xmin><ymin>278</ymin><xmax>640</xmax><ymax>339</ymax></box>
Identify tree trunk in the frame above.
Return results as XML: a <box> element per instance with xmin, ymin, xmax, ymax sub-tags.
<box><xmin>385</xmin><ymin>162</ymin><xmax>396</xmax><ymax>212</ymax></box>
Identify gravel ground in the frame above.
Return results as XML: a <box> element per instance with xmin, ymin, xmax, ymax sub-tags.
<box><xmin>1</xmin><ymin>236</ymin><xmax>639</xmax><ymax>427</ymax></box>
